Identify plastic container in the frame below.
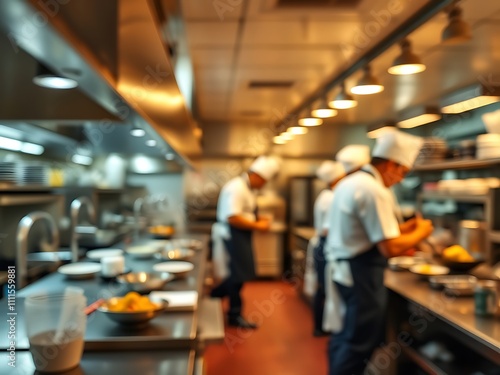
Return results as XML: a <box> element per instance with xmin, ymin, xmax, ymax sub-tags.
<box><xmin>25</xmin><ymin>288</ymin><xmax>87</xmax><ymax>373</ymax></box>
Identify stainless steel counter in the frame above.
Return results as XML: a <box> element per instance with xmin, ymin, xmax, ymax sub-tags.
<box><xmin>385</xmin><ymin>269</ymin><xmax>500</xmax><ymax>364</ymax></box>
<box><xmin>4</xmin><ymin>349</ymin><xmax>195</xmax><ymax>375</ymax></box>
<box><xmin>0</xmin><ymin>234</ymin><xmax>208</xmax><ymax>352</ymax></box>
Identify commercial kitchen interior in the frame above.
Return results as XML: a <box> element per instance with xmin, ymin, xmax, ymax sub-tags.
<box><xmin>1</xmin><ymin>0</ymin><xmax>500</xmax><ymax>374</ymax></box>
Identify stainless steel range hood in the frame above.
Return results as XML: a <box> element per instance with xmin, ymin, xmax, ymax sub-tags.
<box><xmin>0</xmin><ymin>0</ymin><xmax>201</xmax><ymax>166</ymax></box>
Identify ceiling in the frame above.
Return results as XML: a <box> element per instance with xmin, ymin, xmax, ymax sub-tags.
<box><xmin>181</xmin><ymin>0</ymin><xmax>500</xmax><ymax>154</ymax></box>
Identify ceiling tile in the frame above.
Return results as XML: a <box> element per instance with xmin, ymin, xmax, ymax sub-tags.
<box><xmin>181</xmin><ymin>0</ymin><xmax>243</xmax><ymax>21</ymax></box>
<box><xmin>185</xmin><ymin>21</ymin><xmax>239</xmax><ymax>47</ymax></box>
<box><xmin>237</xmin><ymin>47</ymin><xmax>344</xmax><ymax>68</ymax></box>
<box><xmin>190</xmin><ymin>48</ymin><xmax>234</xmax><ymax>67</ymax></box>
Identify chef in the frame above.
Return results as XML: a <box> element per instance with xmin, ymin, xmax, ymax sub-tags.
<box><xmin>335</xmin><ymin>144</ymin><xmax>370</xmax><ymax>175</ymax></box>
<box><xmin>310</xmin><ymin>160</ymin><xmax>345</xmax><ymax>336</ymax></box>
<box><xmin>325</xmin><ymin>131</ymin><xmax>434</xmax><ymax>375</ymax></box>
<box><xmin>211</xmin><ymin>155</ymin><xmax>280</xmax><ymax>329</ymax></box>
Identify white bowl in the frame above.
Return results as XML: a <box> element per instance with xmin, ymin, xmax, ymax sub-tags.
<box><xmin>153</xmin><ymin>261</ymin><xmax>194</xmax><ymax>278</ymax></box>
<box><xmin>86</xmin><ymin>248</ymin><xmax>123</xmax><ymax>261</ymax></box>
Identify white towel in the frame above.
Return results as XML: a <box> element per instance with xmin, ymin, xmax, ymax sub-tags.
<box><xmin>211</xmin><ymin>222</ymin><xmax>230</xmax><ymax>281</ymax></box>
<box><xmin>303</xmin><ymin>235</ymin><xmax>319</xmax><ymax>298</ymax></box>
<box><xmin>322</xmin><ymin>259</ymin><xmax>352</xmax><ymax>333</ymax></box>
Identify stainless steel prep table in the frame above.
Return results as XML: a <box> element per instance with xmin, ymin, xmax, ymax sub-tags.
<box><xmin>0</xmin><ymin>234</ymin><xmax>208</xmax><ymax>352</ymax></box>
<box><xmin>4</xmin><ymin>349</ymin><xmax>195</xmax><ymax>375</ymax></box>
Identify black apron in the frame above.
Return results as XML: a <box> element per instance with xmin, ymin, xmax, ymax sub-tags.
<box><xmin>328</xmin><ymin>168</ymin><xmax>389</xmax><ymax>375</ymax></box>
<box><xmin>224</xmin><ymin>226</ymin><xmax>256</xmax><ymax>283</ymax></box>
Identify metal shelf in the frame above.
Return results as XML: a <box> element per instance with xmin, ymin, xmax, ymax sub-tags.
<box><xmin>414</xmin><ymin>158</ymin><xmax>500</xmax><ymax>171</ymax></box>
<box><xmin>418</xmin><ymin>191</ymin><xmax>488</xmax><ymax>204</ymax></box>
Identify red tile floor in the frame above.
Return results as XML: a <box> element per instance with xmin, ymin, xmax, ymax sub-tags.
<box><xmin>204</xmin><ymin>280</ymin><xmax>329</xmax><ymax>375</ymax></box>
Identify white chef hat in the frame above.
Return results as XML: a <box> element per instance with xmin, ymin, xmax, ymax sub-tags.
<box><xmin>372</xmin><ymin>130</ymin><xmax>424</xmax><ymax>168</ymax></box>
<box><xmin>316</xmin><ymin>161</ymin><xmax>345</xmax><ymax>183</ymax></box>
<box><xmin>249</xmin><ymin>155</ymin><xmax>281</xmax><ymax>180</ymax></box>
<box><xmin>336</xmin><ymin>144</ymin><xmax>370</xmax><ymax>173</ymax></box>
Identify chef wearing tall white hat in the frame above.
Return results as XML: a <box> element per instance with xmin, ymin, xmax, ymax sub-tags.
<box><xmin>335</xmin><ymin>144</ymin><xmax>370</xmax><ymax>174</ymax></box>
<box><xmin>211</xmin><ymin>155</ymin><xmax>280</xmax><ymax>329</ymax></box>
<box><xmin>304</xmin><ymin>160</ymin><xmax>345</xmax><ymax>336</ymax></box>
<box><xmin>325</xmin><ymin>131</ymin><xmax>434</xmax><ymax>375</ymax></box>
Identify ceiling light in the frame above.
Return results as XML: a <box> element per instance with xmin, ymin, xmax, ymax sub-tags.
<box><xmin>20</xmin><ymin>142</ymin><xmax>44</xmax><ymax>155</ymax></box>
<box><xmin>0</xmin><ymin>136</ymin><xmax>22</xmax><ymax>151</ymax></box>
<box><xmin>273</xmin><ymin>136</ymin><xmax>287</xmax><ymax>145</ymax></box>
<box><xmin>388</xmin><ymin>39</ymin><xmax>426</xmax><ymax>75</ymax></box>
<box><xmin>397</xmin><ymin>106</ymin><xmax>441</xmax><ymax>128</ymax></box>
<box><xmin>146</xmin><ymin>139</ymin><xmax>157</xmax><ymax>147</ymax></box>
<box><xmin>280</xmin><ymin>132</ymin><xmax>294</xmax><ymax>141</ymax></box>
<box><xmin>311</xmin><ymin>98</ymin><xmax>338</xmax><ymax>118</ymax></box>
<box><xmin>367</xmin><ymin>122</ymin><xmax>398</xmax><ymax>139</ymax></box>
<box><xmin>130</xmin><ymin>126</ymin><xmax>146</xmax><ymax>137</ymax></box>
<box><xmin>442</xmin><ymin>6</ymin><xmax>472</xmax><ymax>45</ymax></box>
<box><xmin>72</xmin><ymin>154</ymin><xmax>93</xmax><ymax>165</ymax></box>
<box><xmin>287</xmin><ymin>126</ymin><xmax>308</xmax><ymax>135</ymax></box>
<box><xmin>329</xmin><ymin>83</ymin><xmax>358</xmax><ymax>109</ymax></box>
<box><xmin>32</xmin><ymin>63</ymin><xmax>78</xmax><ymax>89</ymax></box>
<box><xmin>298</xmin><ymin>110</ymin><xmax>323</xmax><ymax>126</ymax></box>
<box><xmin>165</xmin><ymin>153</ymin><xmax>175</xmax><ymax>160</ymax></box>
<box><xmin>441</xmin><ymin>84</ymin><xmax>500</xmax><ymax>114</ymax></box>
<box><xmin>351</xmin><ymin>65</ymin><xmax>384</xmax><ymax>95</ymax></box>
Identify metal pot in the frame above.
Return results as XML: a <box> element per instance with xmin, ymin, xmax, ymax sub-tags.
<box><xmin>457</xmin><ymin>220</ymin><xmax>486</xmax><ymax>255</ymax></box>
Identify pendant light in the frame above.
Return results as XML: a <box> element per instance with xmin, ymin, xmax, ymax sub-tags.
<box><xmin>351</xmin><ymin>65</ymin><xmax>384</xmax><ymax>95</ymax></box>
<box><xmin>329</xmin><ymin>83</ymin><xmax>358</xmax><ymax>109</ymax></box>
<box><xmin>311</xmin><ymin>98</ymin><xmax>338</xmax><ymax>118</ymax></box>
<box><xmin>32</xmin><ymin>63</ymin><xmax>78</xmax><ymax>89</ymax></box>
<box><xmin>298</xmin><ymin>109</ymin><xmax>323</xmax><ymax>126</ymax></box>
<box><xmin>442</xmin><ymin>5</ymin><xmax>471</xmax><ymax>45</ymax></box>
<box><xmin>273</xmin><ymin>136</ymin><xmax>287</xmax><ymax>145</ymax></box>
<box><xmin>280</xmin><ymin>132</ymin><xmax>294</xmax><ymax>141</ymax></box>
<box><xmin>388</xmin><ymin>39</ymin><xmax>426</xmax><ymax>75</ymax></box>
<box><xmin>287</xmin><ymin>126</ymin><xmax>308</xmax><ymax>135</ymax></box>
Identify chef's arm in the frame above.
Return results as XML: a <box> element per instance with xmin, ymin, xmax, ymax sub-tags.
<box><xmin>399</xmin><ymin>217</ymin><xmax>417</xmax><ymax>233</ymax></box>
<box><xmin>378</xmin><ymin>219</ymin><xmax>434</xmax><ymax>258</ymax></box>
<box><xmin>228</xmin><ymin>215</ymin><xmax>270</xmax><ymax>231</ymax></box>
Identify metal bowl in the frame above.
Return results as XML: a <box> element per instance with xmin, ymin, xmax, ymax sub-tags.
<box><xmin>155</xmin><ymin>248</ymin><xmax>195</xmax><ymax>262</ymax></box>
<box><xmin>116</xmin><ymin>272</ymin><xmax>174</xmax><ymax>292</ymax></box>
<box><xmin>98</xmin><ymin>298</ymin><xmax>167</xmax><ymax>326</ymax></box>
<box><xmin>429</xmin><ymin>275</ymin><xmax>477</xmax><ymax>290</ymax></box>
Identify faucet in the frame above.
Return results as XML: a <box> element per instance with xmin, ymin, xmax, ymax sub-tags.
<box><xmin>16</xmin><ymin>211</ymin><xmax>60</xmax><ymax>289</ymax></box>
<box><xmin>71</xmin><ymin>196</ymin><xmax>96</xmax><ymax>262</ymax></box>
<box><xmin>133</xmin><ymin>197</ymin><xmax>146</xmax><ymax>240</ymax></box>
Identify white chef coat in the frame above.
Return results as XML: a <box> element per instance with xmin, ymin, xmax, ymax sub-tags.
<box><xmin>325</xmin><ymin>164</ymin><xmax>401</xmax><ymax>260</ymax></box>
<box><xmin>313</xmin><ymin>189</ymin><xmax>334</xmax><ymax>235</ymax></box>
<box><xmin>216</xmin><ymin>174</ymin><xmax>257</xmax><ymax>224</ymax></box>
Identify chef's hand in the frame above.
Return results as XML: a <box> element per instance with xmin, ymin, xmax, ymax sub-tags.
<box><xmin>416</xmin><ymin>217</ymin><xmax>434</xmax><ymax>238</ymax></box>
<box><xmin>254</xmin><ymin>219</ymin><xmax>271</xmax><ymax>231</ymax></box>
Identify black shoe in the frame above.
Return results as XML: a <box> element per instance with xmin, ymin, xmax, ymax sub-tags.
<box><xmin>313</xmin><ymin>329</ymin><xmax>330</xmax><ymax>337</ymax></box>
<box><xmin>228</xmin><ymin>316</ymin><xmax>258</xmax><ymax>329</ymax></box>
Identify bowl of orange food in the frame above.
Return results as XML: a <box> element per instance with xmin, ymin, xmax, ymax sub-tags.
<box><xmin>438</xmin><ymin>245</ymin><xmax>485</xmax><ymax>271</ymax></box>
<box><xmin>98</xmin><ymin>291</ymin><xmax>167</xmax><ymax>326</ymax></box>
<box><xmin>409</xmin><ymin>264</ymin><xmax>450</xmax><ymax>279</ymax></box>
<box><xmin>148</xmin><ymin>225</ymin><xmax>175</xmax><ymax>239</ymax></box>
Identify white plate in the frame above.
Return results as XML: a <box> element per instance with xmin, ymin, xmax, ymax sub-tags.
<box><xmin>388</xmin><ymin>256</ymin><xmax>425</xmax><ymax>271</ymax></box>
<box><xmin>153</xmin><ymin>261</ymin><xmax>194</xmax><ymax>274</ymax></box>
<box><xmin>58</xmin><ymin>262</ymin><xmax>102</xmax><ymax>279</ymax></box>
<box><xmin>125</xmin><ymin>245</ymin><xmax>159</xmax><ymax>259</ymax></box>
<box><xmin>409</xmin><ymin>264</ymin><xmax>450</xmax><ymax>277</ymax></box>
<box><xmin>86</xmin><ymin>248</ymin><xmax>123</xmax><ymax>261</ymax></box>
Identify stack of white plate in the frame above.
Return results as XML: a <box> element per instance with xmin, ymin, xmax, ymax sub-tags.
<box><xmin>476</xmin><ymin>134</ymin><xmax>500</xmax><ymax>159</ymax></box>
<box><xmin>415</xmin><ymin>138</ymin><xmax>448</xmax><ymax>165</ymax></box>
<box><xmin>0</xmin><ymin>162</ymin><xmax>17</xmax><ymax>185</ymax></box>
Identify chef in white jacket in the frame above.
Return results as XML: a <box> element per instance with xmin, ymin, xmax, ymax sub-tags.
<box><xmin>211</xmin><ymin>155</ymin><xmax>280</xmax><ymax>329</ymax></box>
<box><xmin>311</xmin><ymin>160</ymin><xmax>345</xmax><ymax>336</ymax></box>
<box><xmin>325</xmin><ymin>131</ymin><xmax>434</xmax><ymax>375</ymax></box>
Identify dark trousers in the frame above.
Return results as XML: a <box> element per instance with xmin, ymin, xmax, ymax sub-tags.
<box><xmin>313</xmin><ymin>236</ymin><xmax>327</xmax><ymax>332</ymax></box>
<box><xmin>210</xmin><ymin>278</ymin><xmax>244</xmax><ymax>318</ymax></box>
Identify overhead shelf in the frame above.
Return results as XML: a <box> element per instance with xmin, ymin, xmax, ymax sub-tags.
<box><xmin>414</xmin><ymin>158</ymin><xmax>500</xmax><ymax>171</ymax></box>
<box><xmin>488</xmin><ymin>230</ymin><xmax>500</xmax><ymax>243</ymax></box>
<box><xmin>419</xmin><ymin>191</ymin><xmax>488</xmax><ymax>203</ymax></box>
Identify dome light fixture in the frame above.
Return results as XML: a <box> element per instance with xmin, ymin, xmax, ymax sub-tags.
<box><xmin>442</xmin><ymin>5</ymin><xmax>472</xmax><ymax>45</ymax></box>
<box><xmin>311</xmin><ymin>98</ymin><xmax>338</xmax><ymax>118</ymax></box>
<box><xmin>351</xmin><ymin>65</ymin><xmax>384</xmax><ymax>95</ymax></box>
<box><xmin>287</xmin><ymin>126</ymin><xmax>308</xmax><ymax>135</ymax></box>
<box><xmin>329</xmin><ymin>83</ymin><xmax>358</xmax><ymax>109</ymax></box>
<box><xmin>388</xmin><ymin>39</ymin><xmax>426</xmax><ymax>75</ymax></box>
<box><xmin>32</xmin><ymin>63</ymin><xmax>78</xmax><ymax>89</ymax></box>
<box><xmin>298</xmin><ymin>109</ymin><xmax>323</xmax><ymax>126</ymax></box>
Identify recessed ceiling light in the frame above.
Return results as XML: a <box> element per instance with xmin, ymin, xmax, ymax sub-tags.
<box><xmin>146</xmin><ymin>139</ymin><xmax>157</xmax><ymax>147</ymax></box>
<box><xmin>32</xmin><ymin>63</ymin><xmax>78</xmax><ymax>89</ymax></box>
<box><xmin>72</xmin><ymin>154</ymin><xmax>93</xmax><ymax>165</ymax></box>
<box><xmin>165</xmin><ymin>153</ymin><xmax>175</xmax><ymax>160</ymax></box>
<box><xmin>130</xmin><ymin>126</ymin><xmax>146</xmax><ymax>137</ymax></box>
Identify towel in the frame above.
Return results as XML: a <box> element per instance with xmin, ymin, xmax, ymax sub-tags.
<box><xmin>211</xmin><ymin>222</ymin><xmax>230</xmax><ymax>281</ymax></box>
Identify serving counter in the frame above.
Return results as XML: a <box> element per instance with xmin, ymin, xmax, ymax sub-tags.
<box><xmin>0</xmin><ymin>234</ymin><xmax>220</xmax><ymax>374</ymax></box>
